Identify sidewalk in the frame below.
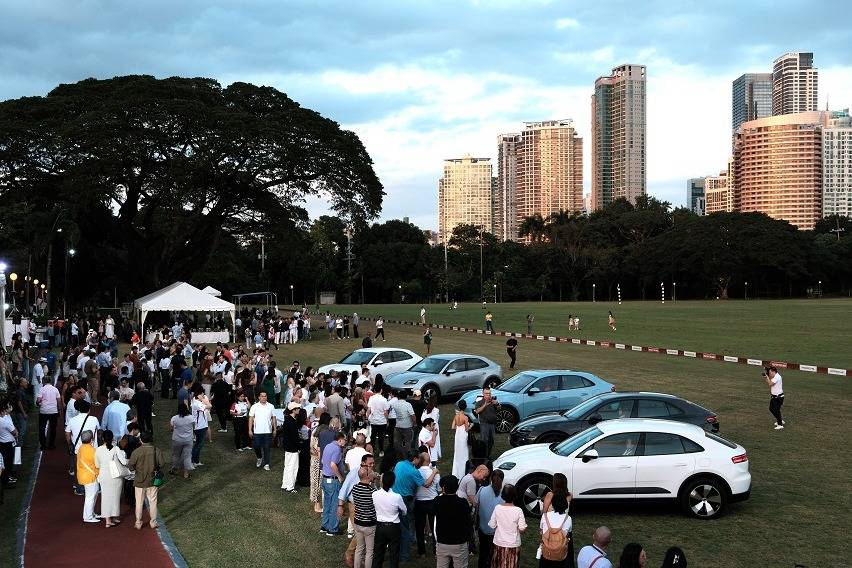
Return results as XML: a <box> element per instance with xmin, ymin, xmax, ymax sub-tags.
<box><xmin>23</xmin><ymin>413</ymin><xmax>175</xmax><ymax>567</ymax></box>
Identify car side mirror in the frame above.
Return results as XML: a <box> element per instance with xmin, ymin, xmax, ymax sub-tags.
<box><xmin>527</xmin><ymin>387</ymin><xmax>541</xmax><ymax>396</ymax></box>
<box><xmin>588</xmin><ymin>413</ymin><xmax>603</xmax><ymax>425</ymax></box>
<box><xmin>373</xmin><ymin>360</ymin><xmax>382</xmax><ymax>366</ymax></box>
<box><xmin>444</xmin><ymin>369</ymin><xmax>454</xmax><ymax>375</ymax></box>
<box><xmin>581</xmin><ymin>449</ymin><xmax>599</xmax><ymax>463</ymax></box>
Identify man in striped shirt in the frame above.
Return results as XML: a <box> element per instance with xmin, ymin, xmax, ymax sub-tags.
<box><xmin>351</xmin><ymin>466</ymin><xmax>377</xmax><ymax>568</ymax></box>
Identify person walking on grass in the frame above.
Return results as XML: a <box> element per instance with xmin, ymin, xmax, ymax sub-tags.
<box><xmin>127</xmin><ymin>430</ymin><xmax>165</xmax><ymax>530</ymax></box>
<box><xmin>505</xmin><ymin>336</ymin><xmax>518</xmax><ymax>369</ymax></box>
<box><xmin>420</xmin><ymin>306</ymin><xmax>427</xmax><ymax>325</ymax></box>
<box><xmin>423</xmin><ymin>326</ymin><xmax>433</xmax><ymax>356</ymax></box>
<box><xmin>434</xmin><ymin>474</ymin><xmax>471</xmax><ymax>568</ymax></box>
<box><xmin>169</xmin><ymin>403</ymin><xmax>194</xmax><ymax>479</ymax></box>
<box><xmin>526</xmin><ymin>314</ymin><xmax>534</xmax><ymax>336</ymax></box>
<box><xmin>485</xmin><ymin>311</ymin><xmax>493</xmax><ymax>333</ymax></box>
<box><xmin>281</xmin><ymin>401</ymin><xmax>301</xmax><ymax>493</ymax></box>
<box><xmin>763</xmin><ymin>366</ymin><xmax>785</xmax><ymax>430</ymax></box>
<box><xmin>376</xmin><ymin>317</ymin><xmax>386</xmax><ymax>341</ymax></box>
<box><xmin>249</xmin><ymin>391</ymin><xmax>277</xmax><ymax>470</ymax></box>
<box><xmin>608</xmin><ymin>311</ymin><xmax>616</xmax><ymax>332</ymax></box>
<box><xmin>190</xmin><ymin>385</ymin><xmax>212</xmax><ymax>468</ymax></box>
<box><xmin>372</xmin><ymin>470</ymin><xmax>407</xmax><ymax>568</ymax></box>
<box><xmin>488</xmin><ymin>484</ymin><xmax>527</xmax><ymax>568</ymax></box>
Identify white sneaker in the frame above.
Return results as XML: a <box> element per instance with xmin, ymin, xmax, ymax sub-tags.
<box><xmin>256</xmin><ymin>459</ymin><xmax>262</xmax><ymax>468</ymax></box>
<box><xmin>774</xmin><ymin>424</ymin><xmax>784</xmax><ymax>430</ymax></box>
<box><xmin>218</xmin><ymin>429</ymin><xmax>228</xmax><ymax>433</ymax></box>
<box><xmin>264</xmin><ymin>464</ymin><xmax>270</xmax><ymax>471</ymax></box>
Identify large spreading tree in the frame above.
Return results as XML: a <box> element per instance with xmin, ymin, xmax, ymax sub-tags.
<box><xmin>0</xmin><ymin>75</ymin><xmax>383</xmax><ymax>305</ymax></box>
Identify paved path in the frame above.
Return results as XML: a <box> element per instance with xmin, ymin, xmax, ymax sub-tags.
<box><xmin>23</xmin><ymin>409</ymin><xmax>175</xmax><ymax>567</ymax></box>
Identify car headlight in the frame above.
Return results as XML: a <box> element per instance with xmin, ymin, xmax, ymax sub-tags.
<box><xmin>498</xmin><ymin>462</ymin><xmax>516</xmax><ymax>471</ymax></box>
<box><xmin>404</xmin><ymin>379</ymin><xmax>418</xmax><ymax>385</ymax></box>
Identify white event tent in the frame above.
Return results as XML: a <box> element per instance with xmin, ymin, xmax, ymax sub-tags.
<box><xmin>201</xmin><ymin>285</ymin><xmax>222</xmax><ymax>297</ymax></box>
<box><xmin>134</xmin><ymin>282</ymin><xmax>235</xmax><ymax>338</ymax></box>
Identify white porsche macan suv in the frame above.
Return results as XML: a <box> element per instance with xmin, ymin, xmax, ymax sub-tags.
<box><xmin>496</xmin><ymin>419</ymin><xmax>751</xmax><ymax>519</ymax></box>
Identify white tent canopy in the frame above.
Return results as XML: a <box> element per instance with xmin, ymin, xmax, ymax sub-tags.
<box><xmin>134</xmin><ymin>282</ymin><xmax>235</xmax><ymax>337</ymax></box>
<box><xmin>201</xmin><ymin>285</ymin><xmax>222</xmax><ymax>297</ymax></box>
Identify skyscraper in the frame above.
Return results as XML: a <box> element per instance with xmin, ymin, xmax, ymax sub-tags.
<box><xmin>495</xmin><ymin>133</ymin><xmax>520</xmax><ymax>241</ymax></box>
<box><xmin>823</xmin><ymin>109</ymin><xmax>852</xmax><ymax>218</ymax></box>
<box><xmin>703</xmin><ymin>167</ymin><xmax>732</xmax><ymax>215</ymax></box>
<box><xmin>732</xmin><ymin>73</ymin><xmax>772</xmax><ymax>132</ymax></box>
<box><xmin>734</xmin><ymin>112</ymin><xmax>826</xmax><ymax>229</ymax></box>
<box><xmin>687</xmin><ymin>178</ymin><xmax>706</xmax><ymax>215</ymax></box>
<box><xmin>516</xmin><ymin>120</ymin><xmax>583</xmax><ymax>238</ymax></box>
<box><xmin>592</xmin><ymin>64</ymin><xmax>647</xmax><ymax>210</ymax></box>
<box><xmin>437</xmin><ymin>154</ymin><xmax>493</xmax><ymax>244</ymax></box>
<box><xmin>772</xmin><ymin>52</ymin><xmax>818</xmax><ymax>116</ymax></box>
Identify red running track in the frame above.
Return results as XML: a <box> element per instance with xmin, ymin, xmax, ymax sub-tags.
<box><xmin>24</xmin><ymin>410</ymin><xmax>174</xmax><ymax>567</ymax></box>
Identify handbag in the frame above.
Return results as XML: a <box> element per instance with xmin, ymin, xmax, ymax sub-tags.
<box><xmin>13</xmin><ymin>445</ymin><xmax>22</xmax><ymax>465</ymax></box>
<box><xmin>109</xmin><ymin>449</ymin><xmax>130</xmax><ymax>479</ymax></box>
<box><xmin>152</xmin><ymin>449</ymin><xmax>165</xmax><ymax>487</ymax></box>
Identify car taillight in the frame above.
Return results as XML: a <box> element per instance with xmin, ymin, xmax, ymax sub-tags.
<box><xmin>731</xmin><ymin>453</ymin><xmax>748</xmax><ymax>464</ymax></box>
<box><xmin>706</xmin><ymin>415</ymin><xmax>718</xmax><ymax>424</ymax></box>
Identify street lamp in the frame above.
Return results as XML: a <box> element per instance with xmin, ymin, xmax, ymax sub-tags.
<box><xmin>673</xmin><ymin>282</ymin><xmax>677</xmax><ymax>302</ymax></box>
<box><xmin>744</xmin><ymin>281</ymin><xmax>748</xmax><ymax>301</ymax></box>
<box><xmin>493</xmin><ymin>283</ymin><xmax>497</xmax><ymax>304</ymax></box>
<box><xmin>290</xmin><ymin>284</ymin><xmax>294</xmax><ymax>306</ymax></box>
<box><xmin>592</xmin><ymin>283</ymin><xmax>596</xmax><ymax>303</ymax></box>
<box><xmin>9</xmin><ymin>272</ymin><xmax>17</xmax><ymax>309</ymax></box>
<box><xmin>64</xmin><ymin>248</ymin><xmax>75</xmax><ymax>319</ymax></box>
<box><xmin>0</xmin><ymin>263</ymin><xmax>6</xmax><ymax>349</ymax></box>
<box><xmin>40</xmin><ymin>283</ymin><xmax>46</xmax><ymax>311</ymax></box>
<box><xmin>818</xmin><ymin>280</ymin><xmax>822</xmax><ymax>298</ymax></box>
<box><xmin>398</xmin><ymin>284</ymin><xmax>402</xmax><ymax>304</ymax></box>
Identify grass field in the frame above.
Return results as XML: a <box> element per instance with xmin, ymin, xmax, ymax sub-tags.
<box><xmin>151</xmin><ymin>322</ymin><xmax>847</xmax><ymax>568</ymax></box>
<box><xmin>4</xmin><ymin>312</ymin><xmax>850</xmax><ymax>567</ymax></box>
<box><xmin>327</xmin><ymin>299</ymin><xmax>852</xmax><ymax>369</ymax></box>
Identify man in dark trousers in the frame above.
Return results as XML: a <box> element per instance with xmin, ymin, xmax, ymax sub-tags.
<box><xmin>131</xmin><ymin>382</ymin><xmax>154</xmax><ymax>434</ymax></box>
<box><xmin>505</xmin><ymin>336</ymin><xmax>518</xmax><ymax>369</ymax></box>
<box><xmin>211</xmin><ymin>372</ymin><xmax>233</xmax><ymax>432</ymax></box>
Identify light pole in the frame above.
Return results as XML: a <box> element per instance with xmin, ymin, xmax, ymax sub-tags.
<box><xmin>40</xmin><ymin>284</ymin><xmax>46</xmax><ymax>313</ymax></box>
<box><xmin>398</xmin><ymin>284</ymin><xmax>402</xmax><ymax>304</ymax></box>
<box><xmin>290</xmin><ymin>284</ymin><xmax>294</xmax><ymax>306</ymax></box>
<box><xmin>32</xmin><ymin>279</ymin><xmax>39</xmax><ymax>313</ymax></box>
<box><xmin>745</xmin><ymin>281</ymin><xmax>748</xmax><ymax>301</ymax></box>
<box><xmin>592</xmin><ymin>283</ymin><xmax>596</xmax><ymax>303</ymax></box>
<box><xmin>673</xmin><ymin>281</ymin><xmax>677</xmax><ymax>302</ymax></box>
<box><xmin>9</xmin><ymin>272</ymin><xmax>17</xmax><ymax>310</ymax></box>
<box><xmin>493</xmin><ymin>283</ymin><xmax>497</xmax><ymax>304</ymax></box>
<box><xmin>818</xmin><ymin>280</ymin><xmax>822</xmax><ymax>298</ymax></box>
<box><xmin>0</xmin><ymin>263</ymin><xmax>7</xmax><ymax>350</ymax></box>
<box><xmin>64</xmin><ymin>247</ymin><xmax>76</xmax><ymax>319</ymax></box>
<box><xmin>479</xmin><ymin>227</ymin><xmax>483</xmax><ymax>303</ymax></box>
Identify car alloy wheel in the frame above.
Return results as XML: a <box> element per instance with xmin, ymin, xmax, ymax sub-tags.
<box><xmin>685</xmin><ymin>479</ymin><xmax>724</xmax><ymax>518</ymax></box>
<box><xmin>518</xmin><ymin>476</ymin><xmax>551</xmax><ymax>516</ymax></box>
<box><xmin>423</xmin><ymin>384</ymin><xmax>440</xmax><ymax>401</ymax></box>
<box><xmin>495</xmin><ymin>407</ymin><xmax>517</xmax><ymax>433</ymax></box>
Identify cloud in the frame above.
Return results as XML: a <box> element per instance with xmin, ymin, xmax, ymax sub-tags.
<box><xmin>555</xmin><ymin>17</ymin><xmax>580</xmax><ymax>29</ymax></box>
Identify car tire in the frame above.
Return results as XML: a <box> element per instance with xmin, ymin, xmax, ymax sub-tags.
<box><xmin>680</xmin><ymin>477</ymin><xmax>726</xmax><ymax>519</ymax></box>
<box><xmin>495</xmin><ymin>406</ymin><xmax>518</xmax><ymax>434</ymax></box>
<box><xmin>516</xmin><ymin>475</ymin><xmax>552</xmax><ymax>516</ymax></box>
<box><xmin>422</xmin><ymin>384</ymin><xmax>441</xmax><ymax>401</ymax></box>
<box><xmin>484</xmin><ymin>376</ymin><xmax>500</xmax><ymax>389</ymax></box>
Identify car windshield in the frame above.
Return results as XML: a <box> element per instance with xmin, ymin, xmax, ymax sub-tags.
<box><xmin>494</xmin><ymin>372</ymin><xmax>537</xmax><ymax>393</ymax></box>
<box><xmin>552</xmin><ymin>426</ymin><xmax>602</xmax><ymax>457</ymax></box>
<box><xmin>338</xmin><ymin>351</ymin><xmax>375</xmax><ymax>365</ymax></box>
<box><xmin>407</xmin><ymin>358</ymin><xmax>449</xmax><ymax>374</ymax></box>
<box><xmin>562</xmin><ymin>396</ymin><xmax>606</xmax><ymax>419</ymax></box>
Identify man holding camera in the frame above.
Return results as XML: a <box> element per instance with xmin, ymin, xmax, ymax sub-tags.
<box><xmin>763</xmin><ymin>365</ymin><xmax>785</xmax><ymax>430</ymax></box>
<box><xmin>474</xmin><ymin>387</ymin><xmax>500</xmax><ymax>457</ymax></box>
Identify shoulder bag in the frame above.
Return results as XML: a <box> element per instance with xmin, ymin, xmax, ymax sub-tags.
<box><xmin>152</xmin><ymin>448</ymin><xmax>165</xmax><ymax>487</ymax></box>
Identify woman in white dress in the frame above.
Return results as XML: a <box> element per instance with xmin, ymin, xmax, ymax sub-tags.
<box><xmin>420</xmin><ymin>396</ymin><xmax>441</xmax><ymax>461</ymax></box>
<box><xmin>451</xmin><ymin>399</ymin><xmax>472</xmax><ymax>479</ymax></box>
<box><xmin>94</xmin><ymin>430</ymin><xmax>127</xmax><ymax>527</ymax></box>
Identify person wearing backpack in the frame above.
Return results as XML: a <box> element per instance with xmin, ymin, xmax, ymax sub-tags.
<box><xmin>538</xmin><ymin>491</ymin><xmax>572</xmax><ymax>567</ymax></box>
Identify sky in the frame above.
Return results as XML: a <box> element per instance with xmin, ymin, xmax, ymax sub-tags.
<box><xmin>2</xmin><ymin>0</ymin><xmax>851</xmax><ymax>230</ymax></box>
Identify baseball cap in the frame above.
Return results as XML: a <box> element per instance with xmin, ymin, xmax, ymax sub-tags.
<box><xmin>412</xmin><ymin>389</ymin><xmax>422</xmax><ymax>397</ymax></box>
<box><xmin>287</xmin><ymin>402</ymin><xmax>301</xmax><ymax>410</ymax></box>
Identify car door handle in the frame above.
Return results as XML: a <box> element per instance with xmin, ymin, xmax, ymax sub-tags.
<box><xmin>674</xmin><ymin>463</ymin><xmax>688</xmax><ymax>467</ymax></box>
<box><xmin>617</xmin><ymin>465</ymin><xmax>632</xmax><ymax>469</ymax></box>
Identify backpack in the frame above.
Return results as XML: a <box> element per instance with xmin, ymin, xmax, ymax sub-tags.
<box><xmin>540</xmin><ymin>513</ymin><xmax>569</xmax><ymax>561</ymax></box>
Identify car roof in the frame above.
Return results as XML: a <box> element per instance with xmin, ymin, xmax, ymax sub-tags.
<box><xmin>425</xmin><ymin>354</ymin><xmax>485</xmax><ymax>359</ymax></box>
<box><xmin>581</xmin><ymin>391</ymin><xmax>707</xmax><ymax>407</ymax></box>
<box><xmin>511</xmin><ymin>369</ymin><xmax>590</xmax><ymax>377</ymax></box>
<box><xmin>353</xmin><ymin>347</ymin><xmax>409</xmax><ymax>354</ymax></box>
<box><xmin>596</xmin><ymin>418</ymin><xmax>703</xmax><ymax>435</ymax></box>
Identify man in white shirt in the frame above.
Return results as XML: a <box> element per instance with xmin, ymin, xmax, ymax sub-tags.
<box><xmin>372</xmin><ymin>470</ymin><xmax>407</xmax><ymax>567</ymax></box>
<box><xmin>763</xmin><ymin>365</ymin><xmax>785</xmax><ymax>430</ymax></box>
<box><xmin>36</xmin><ymin>376</ymin><xmax>62</xmax><ymax>450</ymax></box>
<box><xmin>70</xmin><ymin>321</ymin><xmax>80</xmax><ymax>347</ymax></box>
<box><xmin>367</xmin><ymin>389</ymin><xmax>390</xmax><ymax>457</ymax></box>
<box><xmin>420</xmin><ymin>306</ymin><xmax>426</xmax><ymax>324</ymax></box>
<box><xmin>577</xmin><ymin>526</ymin><xmax>613</xmax><ymax>568</ymax></box>
<box><xmin>417</xmin><ymin>418</ymin><xmax>439</xmax><ymax>465</ymax></box>
<box><xmin>249</xmin><ymin>391</ymin><xmax>277</xmax><ymax>470</ymax></box>
<box><xmin>64</xmin><ymin>399</ymin><xmax>100</xmax><ymax>495</ymax></box>
<box><xmin>345</xmin><ymin>433</ymin><xmax>369</xmax><ymax>473</ymax></box>
<box><xmin>375</xmin><ymin>318</ymin><xmax>385</xmax><ymax>341</ymax></box>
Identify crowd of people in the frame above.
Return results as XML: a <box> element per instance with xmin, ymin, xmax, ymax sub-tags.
<box><xmin>0</xmin><ymin>306</ymin><xmax>689</xmax><ymax>568</ymax></box>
